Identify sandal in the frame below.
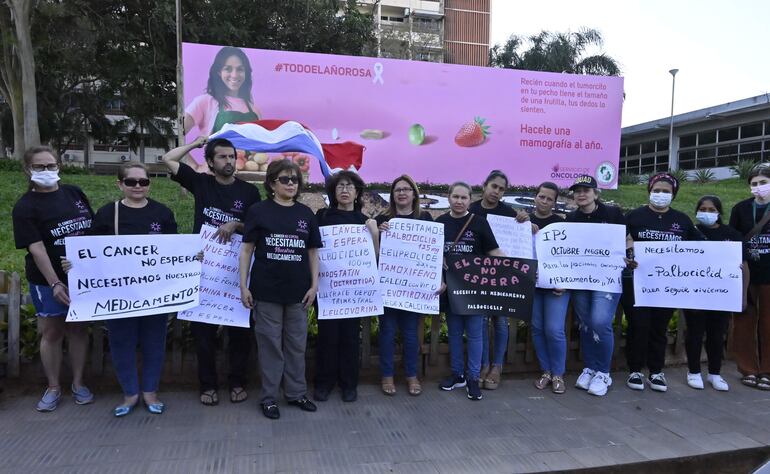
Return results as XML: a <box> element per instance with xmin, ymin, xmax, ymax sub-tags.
<box><xmin>230</xmin><ymin>387</ymin><xmax>248</xmax><ymax>403</ymax></box>
<box><xmin>535</xmin><ymin>372</ymin><xmax>552</xmax><ymax>390</ymax></box>
<box><xmin>742</xmin><ymin>374</ymin><xmax>759</xmax><ymax>388</ymax></box>
<box><xmin>200</xmin><ymin>389</ymin><xmax>219</xmax><ymax>406</ymax></box>
<box><xmin>484</xmin><ymin>365</ymin><xmax>501</xmax><ymax>390</ymax></box>
<box><xmin>758</xmin><ymin>375</ymin><xmax>770</xmax><ymax>391</ymax></box>
<box><xmin>381</xmin><ymin>377</ymin><xmax>396</xmax><ymax>396</ymax></box>
<box><xmin>406</xmin><ymin>377</ymin><xmax>422</xmax><ymax>396</ymax></box>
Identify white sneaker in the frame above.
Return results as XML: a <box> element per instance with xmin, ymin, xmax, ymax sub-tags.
<box><xmin>687</xmin><ymin>373</ymin><xmax>704</xmax><ymax>390</ymax></box>
<box><xmin>648</xmin><ymin>373</ymin><xmax>668</xmax><ymax>392</ymax></box>
<box><xmin>575</xmin><ymin>368</ymin><xmax>596</xmax><ymax>390</ymax></box>
<box><xmin>587</xmin><ymin>372</ymin><xmax>612</xmax><ymax>396</ymax></box>
<box><xmin>707</xmin><ymin>374</ymin><xmax>729</xmax><ymax>391</ymax></box>
<box><xmin>626</xmin><ymin>372</ymin><xmax>645</xmax><ymax>391</ymax></box>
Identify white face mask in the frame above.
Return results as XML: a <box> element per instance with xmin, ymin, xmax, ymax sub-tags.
<box><xmin>30</xmin><ymin>170</ymin><xmax>61</xmax><ymax>187</ymax></box>
<box><xmin>696</xmin><ymin>211</ymin><xmax>719</xmax><ymax>226</ymax></box>
<box><xmin>649</xmin><ymin>192</ymin><xmax>672</xmax><ymax>208</ymax></box>
<box><xmin>751</xmin><ymin>182</ymin><xmax>770</xmax><ymax>200</ymax></box>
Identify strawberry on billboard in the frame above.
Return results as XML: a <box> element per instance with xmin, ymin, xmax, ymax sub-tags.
<box><xmin>182</xmin><ymin>43</ymin><xmax>624</xmax><ymax>187</ymax></box>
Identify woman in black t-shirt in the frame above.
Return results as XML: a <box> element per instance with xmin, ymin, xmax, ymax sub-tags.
<box><xmin>684</xmin><ymin>195</ymin><xmax>747</xmax><ymax>392</ymax></box>
<box><xmin>313</xmin><ymin>171</ymin><xmax>379</xmax><ymax>403</ymax></box>
<box><xmin>729</xmin><ymin>163</ymin><xmax>770</xmax><ymax>390</ymax></box>
<box><xmin>375</xmin><ymin>175</ymin><xmax>433</xmax><ymax>397</ymax></box>
<box><xmin>12</xmin><ymin>146</ymin><xmax>94</xmax><ymax>412</ymax></box>
<box><xmin>240</xmin><ymin>159</ymin><xmax>321</xmax><ymax>420</ymax></box>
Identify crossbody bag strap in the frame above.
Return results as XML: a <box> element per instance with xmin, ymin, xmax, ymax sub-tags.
<box><xmin>745</xmin><ymin>210</ymin><xmax>770</xmax><ymax>242</ymax></box>
<box><xmin>443</xmin><ymin>214</ymin><xmax>474</xmax><ymax>270</ymax></box>
<box><xmin>114</xmin><ymin>200</ymin><xmax>120</xmax><ymax>236</ymax></box>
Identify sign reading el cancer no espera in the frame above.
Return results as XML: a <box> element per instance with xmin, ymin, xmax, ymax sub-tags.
<box><xmin>65</xmin><ymin>235</ymin><xmax>201</xmax><ymax>321</ymax></box>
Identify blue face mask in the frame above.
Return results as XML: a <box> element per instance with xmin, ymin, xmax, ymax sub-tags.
<box><xmin>696</xmin><ymin>211</ymin><xmax>719</xmax><ymax>226</ymax></box>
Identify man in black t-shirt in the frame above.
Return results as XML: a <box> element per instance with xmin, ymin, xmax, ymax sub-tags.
<box><xmin>164</xmin><ymin>136</ymin><xmax>261</xmax><ymax>406</ymax></box>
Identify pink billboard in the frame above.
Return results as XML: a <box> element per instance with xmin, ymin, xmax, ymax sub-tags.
<box><xmin>182</xmin><ymin>42</ymin><xmax>624</xmax><ymax>188</ymax></box>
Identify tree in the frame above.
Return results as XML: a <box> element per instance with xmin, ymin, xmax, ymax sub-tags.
<box><xmin>489</xmin><ymin>28</ymin><xmax>621</xmax><ymax>76</ymax></box>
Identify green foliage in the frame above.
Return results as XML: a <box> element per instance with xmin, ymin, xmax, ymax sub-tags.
<box><xmin>667</xmin><ymin>168</ymin><xmax>690</xmax><ymax>184</ymax></box>
<box><xmin>693</xmin><ymin>168</ymin><xmax>716</xmax><ymax>184</ymax></box>
<box><xmin>731</xmin><ymin>158</ymin><xmax>759</xmax><ymax>181</ymax></box>
<box><xmin>618</xmin><ymin>173</ymin><xmax>641</xmax><ymax>185</ymax></box>
<box><xmin>19</xmin><ymin>304</ymin><xmax>40</xmax><ymax>359</ymax></box>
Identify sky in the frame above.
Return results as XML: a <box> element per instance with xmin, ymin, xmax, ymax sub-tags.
<box><xmin>489</xmin><ymin>0</ymin><xmax>770</xmax><ymax>127</ymax></box>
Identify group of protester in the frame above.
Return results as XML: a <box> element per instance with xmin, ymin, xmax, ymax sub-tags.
<box><xmin>12</xmin><ymin>137</ymin><xmax>770</xmax><ymax>420</ymax></box>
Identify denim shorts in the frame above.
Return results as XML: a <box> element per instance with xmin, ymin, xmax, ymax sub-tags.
<box><xmin>30</xmin><ymin>283</ymin><xmax>69</xmax><ymax>317</ymax></box>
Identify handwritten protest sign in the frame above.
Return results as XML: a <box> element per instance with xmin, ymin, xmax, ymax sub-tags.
<box><xmin>65</xmin><ymin>234</ymin><xmax>200</xmax><ymax>321</ymax></box>
<box><xmin>487</xmin><ymin>214</ymin><xmax>534</xmax><ymax>259</ymax></box>
<box><xmin>378</xmin><ymin>218</ymin><xmax>443</xmax><ymax>314</ymax></box>
<box><xmin>445</xmin><ymin>255</ymin><xmax>536</xmax><ymax>320</ymax></box>
<box><xmin>633</xmin><ymin>241</ymin><xmax>743</xmax><ymax>312</ymax></box>
<box><xmin>178</xmin><ymin>225</ymin><xmax>251</xmax><ymax>328</ymax></box>
<box><xmin>536</xmin><ymin>222</ymin><xmax>626</xmax><ymax>292</ymax></box>
<box><xmin>317</xmin><ymin>224</ymin><xmax>383</xmax><ymax>319</ymax></box>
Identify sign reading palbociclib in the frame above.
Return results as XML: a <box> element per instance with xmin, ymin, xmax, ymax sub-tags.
<box><xmin>536</xmin><ymin>222</ymin><xmax>626</xmax><ymax>292</ymax></box>
<box><xmin>378</xmin><ymin>218</ymin><xmax>443</xmax><ymax>314</ymax></box>
<box><xmin>317</xmin><ymin>224</ymin><xmax>383</xmax><ymax>319</ymax></box>
<box><xmin>65</xmin><ymin>234</ymin><xmax>201</xmax><ymax>321</ymax></box>
<box><xmin>445</xmin><ymin>255</ymin><xmax>536</xmax><ymax>320</ymax></box>
<box><xmin>633</xmin><ymin>241</ymin><xmax>743</xmax><ymax>312</ymax></box>
<box><xmin>178</xmin><ymin>225</ymin><xmax>251</xmax><ymax>328</ymax></box>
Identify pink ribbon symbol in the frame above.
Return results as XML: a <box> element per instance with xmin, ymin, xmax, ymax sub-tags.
<box><xmin>372</xmin><ymin>62</ymin><xmax>384</xmax><ymax>85</ymax></box>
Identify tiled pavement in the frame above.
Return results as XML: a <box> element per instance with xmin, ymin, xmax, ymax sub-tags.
<box><xmin>1</xmin><ymin>363</ymin><xmax>769</xmax><ymax>473</ymax></box>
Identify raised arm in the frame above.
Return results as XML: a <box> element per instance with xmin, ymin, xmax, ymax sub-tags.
<box><xmin>163</xmin><ymin>135</ymin><xmax>208</xmax><ymax>175</ymax></box>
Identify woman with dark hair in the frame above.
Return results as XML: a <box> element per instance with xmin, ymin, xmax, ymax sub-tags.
<box><xmin>376</xmin><ymin>175</ymin><xmax>433</xmax><ymax>396</ymax></box>
<box><xmin>184</xmin><ymin>46</ymin><xmax>261</xmax><ymax>136</ymax></box>
<box><xmin>529</xmin><ymin>182</ymin><xmax>570</xmax><ymax>394</ymax></box>
<box><xmin>624</xmin><ymin>172</ymin><xmax>703</xmax><ymax>393</ymax></box>
<box><xmin>12</xmin><ymin>146</ymin><xmax>94</xmax><ymax>412</ymax></box>
<box><xmin>313</xmin><ymin>170</ymin><xmax>379</xmax><ymax>403</ymax></box>
<box><xmin>683</xmin><ymin>195</ymin><xmax>747</xmax><ymax>391</ymax></box>
<box><xmin>730</xmin><ymin>163</ymin><xmax>770</xmax><ymax>390</ymax></box>
<box><xmin>239</xmin><ymin>159</ymin><xmax>321</xmax><ymax>420</ymax></box>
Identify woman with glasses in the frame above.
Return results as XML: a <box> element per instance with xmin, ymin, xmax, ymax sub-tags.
<box><xmin>12</xmin><ymin>146</ymin><xmax>95</xmax><ymax>412</ymax></box>
<box><xmin>376</xmin><ymin>175</ymin><xmax>433</xmax><ymax>396</ymax></box>
<box><xmin>239</xmin><ymin>159</ymin><xmax>321</xmax><ymax>420</ymax></box>
<box><xmin>313</xmin><ymin>171</ymin><xmax>379</xmax><ymax>403</ymax></box>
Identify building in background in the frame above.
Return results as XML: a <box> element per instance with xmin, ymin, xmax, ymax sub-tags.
<box><xmin>620</xmin><ymin>94</ymin><xmax>770</xmax><ymax>180</ymax></box>
<box><xmin>352</xmin><ymin>0</ymin><xmax>490</xmax><ymax>66</ymax></box>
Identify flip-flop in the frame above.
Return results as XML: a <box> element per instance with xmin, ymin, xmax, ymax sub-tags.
<box><xmin>406</xmin><ymin>377</ymin><xmax>422</xmax><ymax>396</ymax></box>
<box><xmin>230</xmin><ymin>387</ymin><xmax>248</xmax><ymax>403</ymax></box>
<box><xmin>381</xmin><ymin>377</ymin><xmax>396</xmax><ymax>396</ymax></box>
<box><xmin>200</xmin><ymin>389</ymin><xmax>219</xmax><ymax>406</ymax></box>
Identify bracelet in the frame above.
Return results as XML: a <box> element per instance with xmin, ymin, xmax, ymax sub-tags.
<box><xmin>51</xmin><ymin>281</ymin><xmax>65</xmax><ymax>289</ymax></box>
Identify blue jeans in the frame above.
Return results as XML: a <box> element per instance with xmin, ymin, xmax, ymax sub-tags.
<box><xmin>447</xmin><ymin>312</ymin><xmax>484</xmax><ymax>380</ymax></box>
<box><xmin>531</xmin><ymin>289</ymin><xmax>571</xmax><ymax>376</ymax></box>
<box><xmin>106</xmin><ymin>314</ymin><xmax>168</xmax><ymax>396</ymax></box>
<box><xmin>571</xmin><ymin>290</ymin><xmax>621</xmax><ymax>374</ymax></box>
<box><xmin>378</xmin><ymin>308</ymin><xmax>420</xmax><ymax>378</ymax></box>
<box><xmin>481</xmin><ymin>316</ymin><xmax>508</xmax><ymax>367</ymax></box>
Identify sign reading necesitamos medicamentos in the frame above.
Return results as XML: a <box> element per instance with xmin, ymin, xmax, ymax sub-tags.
<box><xmin>317</xmin><ymin>224</ymin><xmax>383</xmax><ymax>319</ymax></box>
<box><xmin>633</xmin><ymin>241</ymin><xmax>743</xmax><ymax>312</ymax></box>
<box><xmin>535</xmin><ymin>222</ymin><xmax>626</xmax><ymax>292</ymax></box>
<box><xmin>65</xmin><ymin>234</ymin><xmax>201</xmax><ymax>321</ymax></box>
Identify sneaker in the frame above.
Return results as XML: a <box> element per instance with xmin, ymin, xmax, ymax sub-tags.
<box><xmin>707</xmin><ymin>374</ymin><xmax>729</xmax><ymax>392</ymax></box>
<box><xmin>439</xmin><ymin>374</ymin><xmax>466</xmax><ymax>391</ymax></box>
<box><xmin>575</xmin><ymin>368</ymin><xmax>596</xmax><ymax>390</ymax></box>
<box><xmin>587</xmin><ymin>372</ymin><xmax>612</xmax><ymax>396</ymax></box>
<box><xmin>71</xmin><ymin>384</ymin><xmax>94</xmax><ymax>405</ymax></box>
<box><xmin>534</xmin><ymin>372</ymin><xmax>552</xmax><ymax>390</ymax></box>
<box><xmin>466</xmin><ymin>379</ymin><xmax>482</xmax><ymax>400</ymax></box>
<box><xmin>648</xmin><ymin>373</ymin><xmax>668</xmax><ymax>392</ymax></box>
<box><xmin>626</xmin><ymin>372</ymin><xmax>645</xmax><ymax>391</ymax></box>
<box><xmin>36</xmin><ymin>388</ymin><xmax>61</xmax><ymax>412</ymax></box>
<box><xmin>551</xmin><ymin>376</ymin><xmax>566</xmax><ymax>394</ymax></box>
<box><xmin>687</xmin><ymin>373</ymin><xmax>704</xmax><ymax>390</ymax></box>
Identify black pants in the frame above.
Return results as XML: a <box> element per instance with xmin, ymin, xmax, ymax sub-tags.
<box><xmin>191</xmin><ymin>322</ymin><xmax>253</xmax><ymax>392</ymax></box>
<box><xmin>685</xmin><ymin>310</ymin><xmax>729</xmax><ymax>375</ymax></box>
<box><xmin>314</xmin><ymin>318</ymin><xmax>361</xmax><ymax>391</ymax></box>
<box><xmin>622</xmin><ymin>276</ymin><xmax>673</xmax><ymax>374</ymax></box>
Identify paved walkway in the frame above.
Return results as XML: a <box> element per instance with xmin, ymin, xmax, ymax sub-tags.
<box><xmin>1</xmin><ymin>363</ymin><xmax>769</xmax><ymax>473</ymax></box>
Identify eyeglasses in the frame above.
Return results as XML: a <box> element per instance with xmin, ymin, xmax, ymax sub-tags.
<box><xmin>336</xmin><ymin>183</ymin><xmax>355</xmax><ymax>190</ymax></box>
<box><xmin>275</xmin><ymin>176</ymin><xmax>299</xmax><ymax>185</ymax></box>
<box><xmin>393</xmin><ymin>187</ymin><xmax>413</xmax><ymax>194</ymax></box>
<box><xmin>122</xmin><ymin>178</ymin><xmax>151</xmax><ymax>187</ymax></box>
<box><xmin>30</xmin><ymin>164</ymin><xmax>59</xmax><ymax>172</ymax></box>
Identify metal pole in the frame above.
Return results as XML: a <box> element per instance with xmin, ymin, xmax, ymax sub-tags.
<box><xmin>176</xmin><ymin>0</ymin><xmax>185</xmax><ymax>147</ymax></box>
<box><xmin>668</xmin><ymin>68</ymin><xmax>679</xmax><ymax>170</ymax></box>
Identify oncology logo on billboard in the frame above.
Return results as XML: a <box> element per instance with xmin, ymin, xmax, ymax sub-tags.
<box><xmin>550</xmin><ymin>163</ymin><xmax>591</xmax><ymax>183</ymax></box>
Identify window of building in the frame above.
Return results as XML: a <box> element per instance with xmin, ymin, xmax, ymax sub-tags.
<box><xmin>641</xmin><ymin>141</ymin><xmax>655</xmax><ymax>154</ymax></box>
<box><xmin>717</xmin><ymin>145</ymin><xmax>739</xmax><ymax>166</ymax></box>
<box><xmin>381</xmin><ymin>15</ymin><xmax>404</xmax><ymax>22</ymax></box>
<box><xmin>699</xmin><ymin>130</ymin><xmax>717</xmax><ymax>145</ymax></box>
<box><xmin>655</xmin><ymin>155</ymin><xmax>669</xmax><ymax>172</ymax></box>
<box><xmin>656</xmin><ymin>139</ymin><xmax>669</xmax><ymax>151</ymax></box>
<box><xmin>625</xmin><ymin>158</ymin><xmax>639</xmax><ymax>172</ymax></box>
<box><xmin>741</xmin><ymin>123</ymin><xmax>764</xmax><ymax>139</ymax></box>
<box><xmin>679</xmin><ymin>134</ymin><xmax>697</xmax><ymax>148</ymax></box>
<box><xmin>626</xmin><ymin>143</ymin><xmax>640</xmax><ymax>156</ymax></box>
<box><xmin>679</xmin><ymin>150</ymin><xmax>696</xmax><ymax>170</ymax></box>
<box><xmin>718</xmin><ymin>127</ymin><xmax>739</xmax><ymax>142</ymax></box>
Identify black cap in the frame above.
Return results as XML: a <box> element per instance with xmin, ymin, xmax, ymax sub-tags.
<box><xmin>569</xmin><ymin>174</ymin><xmax>597</xmax><ymax>191</ymax></box>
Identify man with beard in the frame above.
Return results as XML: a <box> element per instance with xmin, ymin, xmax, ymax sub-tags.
<box><xmin>163</xmin><ymin>136</ymin><xmax>261</xmax><ymax>406</ymax></box>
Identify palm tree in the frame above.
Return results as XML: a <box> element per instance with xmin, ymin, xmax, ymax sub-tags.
<box><xmin>489</xmin><ymin>28</ymin><xmax>621</xmax><ymax>76</ymax></box>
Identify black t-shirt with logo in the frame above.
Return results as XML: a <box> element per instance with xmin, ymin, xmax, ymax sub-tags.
<box><xmin>468</xmin><ymin>200</ymin><xmax>517</xmax><ymax>219</ymax></box>
<box><xmin>626</xmin><ymin>206</ymin><xmax>704</xmax><ymax>242</ymax></box>
<box><xmin>436</xmin><ymin>212</ymin><xmax>499</xmax><ymax>257</ymax></box>
<box><xmin>697</xmin><ymin>223</ymin><xmax>748</xmax><ymax>261</ymax></box>
<box><xmin>730</xmin><ymin>198</ymin><xmax>770</xmax><ymax>284</ymax></box>
<box><xmin>12</xmin><ymin>184</ymin><xmax>94</xmax><ymax>285</ymax></box>
<box><xmin>375</xmin><ymin>210</ymin><xmax>433</xmax><ymax>226</ymax></box>
<box><xmin>530</xmin><ymin>212</ymin><xmax>564</xmax><ymax>230</ymax></box>
<box><xmin>243</xmin><ymin>199</ymin><xmax>322</xmax><ymax>304</ymax></box>
<box><xmin>172</xmin><ymin>162</ymin><xmax>261</xmax><ymax>233</ymax></box>
<box><xmin>91</xmin><ymin>199</ymin><xmax>177</xmax><ymax>236</ymax></box>
<box><xmin>566</xmin><ymin>201</ymin><xmax>626</xmax><ymax>225</ymax></box>
<box><xmin>317</xmin><ymin>207</ymin><xmax>368</xmax><ymax>227</ymax></box>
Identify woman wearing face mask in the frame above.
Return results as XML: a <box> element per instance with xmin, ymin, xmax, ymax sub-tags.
<box><xmin>376</xmin><ymin>175</ymin><xmax>432</xmax><ymax>396</ymax></box>
<box><xmin>683</xmin><ymin>196</ymin><xmax>747</xmax><ymax>391</ymax></box>
<box><xmin>729</xmin><ymin>163</ymin><xmax>770</xmax><ymax>390</ymax></box>
<box><xmin>12</xmin><ymin>146</ymin><xmax>94</xmax><ymax>412</ymax></box>
<box><xmin>437</xmin><ymin>182</ymin><xmax>504</xmax><ymax>401</ymax></box>
<box><xmin>313</xmin><ymin>171</ymin><xmax>379</xmax><ymax>403</ymax></box>
<box><xmin>623</xmin><ymin>173</ymin><xmax>703</xmax><ymax>393</ymax></box>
